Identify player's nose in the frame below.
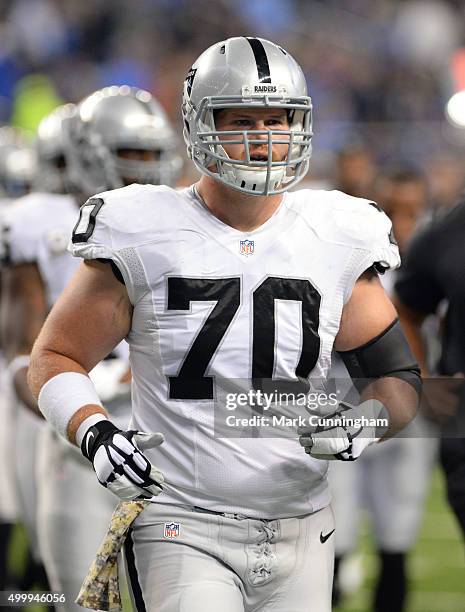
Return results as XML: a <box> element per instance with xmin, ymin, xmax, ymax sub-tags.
<box><xmin>251</xmin><ymin>125</ymin><xmax>268</xmax><ymax>147</ymax></box>
<box><xmin>252</xmin><ymin>119</ymin><xmax>268</xmax><ymax>134</ymax></box>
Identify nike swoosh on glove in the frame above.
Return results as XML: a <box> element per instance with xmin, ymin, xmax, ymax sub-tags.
<box><xmin>81</xmin><ymin>420</ymin><xmax>165</xmax><ymax>500</ymax></box>
<box><xmin>298</xmin><ymin>399</ymin><xmax>389</xmax><ymax>461</ymax></box>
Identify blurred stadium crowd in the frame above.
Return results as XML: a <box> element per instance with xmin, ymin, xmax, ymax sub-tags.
<box><xmin>0</xmin><ymin>1</ymin><xmax>464</xmax><ymax>612</ymax></box>
<box><xmin>1</xmin><ymin>0</ymin><xmax>465</xmax><ymax>200</ymax></box>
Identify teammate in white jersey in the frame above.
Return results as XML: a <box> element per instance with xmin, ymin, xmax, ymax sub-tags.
<box><xmin>2</xmin><ymin>90</ymin><xmax>181</xmax><ymax>610</ymax></box>
<box><xmin>0</xmin><ymin>126</ymin><xmax>38</xmax><ymax>591</ymax></box>
<box><xmin>29</xmin><ymin>38</ymin><xmax>421</xmax><ymax>612</ymax></box>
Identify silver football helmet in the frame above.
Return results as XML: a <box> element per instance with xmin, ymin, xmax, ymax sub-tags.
<box><xmin>65</xmin><ymin>85</ymin><xmax>182</xmax><ymax>196</ymax></box>
<box><xmin>182</xmin><ymin>37</ymin><xmax>313</xmax><ymax>196</ymax></box>
<box><xmin>0</xmin><ymin>126</ymin><xmax>37</xmax><ymax>198</ymax></box>
<box><xmin>36</xmin><ymin>103</ymin><xmax>76</xmax><ymax>194</ymax></box>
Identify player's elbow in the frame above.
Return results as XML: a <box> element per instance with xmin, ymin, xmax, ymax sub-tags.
<box><xmin>28</xmin><ymin>342</ymin><xmax>68</xmax><ymax>400</ymax></box>
<box><xmin>27</xmin><ymin>342</ymin><xmax>48</xmax><ymax>399</ymax></box>
<box><xmin>29</xmin><ymin>334</ymin><xmax>92</xmax><ymax>401</ymax></box>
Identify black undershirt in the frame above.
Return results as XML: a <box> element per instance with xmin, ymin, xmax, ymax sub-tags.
<box><xmin>395</xmin><ymin>200</ymin><xmax>465</xmax><ymax>375</ymax></box>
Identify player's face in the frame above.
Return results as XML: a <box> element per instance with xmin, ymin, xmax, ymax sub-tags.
<box><xmin>214</xmin><ymin>108</ymin><xmax>290</xmax><ymax>163</ymax></box>
<box><xmin>117</xmin><ymin>149</ymin><xmax>160</xmax><ymax>162</ymax></box>
<box><xmin>116</xmin><ymin>148</ymin><xmax>160</xmax><ymax>186</ymax></box>
<box><xmin>381</xmin><ymin>180</ymin><xmax>427</xmax><ymax>252</ymax></box>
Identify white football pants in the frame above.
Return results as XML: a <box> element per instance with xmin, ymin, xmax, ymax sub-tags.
<box><xmin>15</xmin><ymin>402</ymin><xmax>44</xmax><ymax>561</ymax></box>
<box><xmin>124</xmin><ymin>502</ymin><xmax>335</xmax><ymax>612</ymax></box>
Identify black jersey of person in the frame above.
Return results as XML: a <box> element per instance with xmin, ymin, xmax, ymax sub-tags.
<box><xmin>395</xmin><ymin>200</ymin><xmax>465</xmax><ymax>375</ymax></box>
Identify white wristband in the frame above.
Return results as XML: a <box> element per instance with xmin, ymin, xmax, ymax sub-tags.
<box><xmin>75</xmin><ymin>413</ymin><xmax>108</xmax><ymax>448</ymax></box>
<box><xmin>38</xmin><ymin>372</ymin><xmax>104</xmax><ymax>441</ymax></box>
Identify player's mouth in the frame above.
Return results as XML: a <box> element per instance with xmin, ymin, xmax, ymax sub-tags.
<box><xmin>250</xmin><ymin>154</ymin><xmax>268</xmax><ymax>162</ymax></box>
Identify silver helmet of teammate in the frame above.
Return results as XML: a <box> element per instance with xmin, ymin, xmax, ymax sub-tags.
<box><xmin>0</xmin><ymin>126</ymin><xmax>37</xmax><ymax>198</ymax></box>
<box><xmin>36</xmin><ymin>103</ymin><xmax>76</xmax><ymax>194</ymax></box>
<box><xmin>182</xmin><ymin>37</ymin><xmax>313</xmax><ymax>196</ymax></box>
<box><xmin>65</xmin><ymin>85</ymin><xmax>182</xmax><ymax>196</ymax></box>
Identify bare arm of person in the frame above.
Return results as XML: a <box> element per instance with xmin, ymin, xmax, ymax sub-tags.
<box><xmin>29</xmin><ymin>259</ymin><xmax>164</xmax><ymax>501</ymax></box>
<box><xmin>28</xmin><ymin>259</ymin><xmax>132</xmax><ymax>442</ymax></box>
<box><xmin>335</xmin><ymin>270</ymin><xmax>419</xmax><ymax>437</ymax></box>
<box><xmin>299</xmin><ymin>270</ymin><xmax>421</xmax><ymax>461</ymax></box>
<box><xmin>393</xmin><ymin>292</ymin><xmax>463</xmax><ymax>424</ymax></box>
<box><xmin>1</xmin><ymin>263</ymin><xmax>48</xmax><ymax>414</ymax></box>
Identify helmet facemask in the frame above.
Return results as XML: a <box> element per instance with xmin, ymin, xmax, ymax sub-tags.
<box><xmin>112</xmin><ymin>143</ymin><xmax>183</xmax><ymax>188</ymax></box>
<box><xmin>184</xmin><ymin>95</ymin><xmax>312</xmax><ymax>196</ymax></box>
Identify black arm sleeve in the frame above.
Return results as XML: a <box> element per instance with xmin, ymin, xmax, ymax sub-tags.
<box><xmin>337</xmin><ymin>318</ymin><xmax>422</xmax><ymax>395</ymax></box>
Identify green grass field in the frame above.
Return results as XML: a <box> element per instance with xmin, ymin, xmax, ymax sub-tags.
<box><xmin>7</xmin><ymin>468</ymin><xmax>464</xmax><ymax>611</ymax></box>
<box><xmin>338</xmin><ymin>468</ymin><xmax>464</xmax><ymax>612</ymax></box>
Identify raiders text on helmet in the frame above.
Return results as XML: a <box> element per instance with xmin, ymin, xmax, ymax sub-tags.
<box><xmin>182</xmin><ymin>37</ymin><xmax>313</xmax><ymax>196</ymax></box>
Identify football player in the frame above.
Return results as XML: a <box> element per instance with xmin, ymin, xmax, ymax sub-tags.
<box><xmin>0</xmin><ymin>125</ymin><xmax>37</xmax><ymax>591</ymax></box>
<box><xmin>329</xmin><ymin>168</ymin><xmax>437</xmax><ymax>612</ymax></box>
<box><xmin>28</xmin><ymin>38</ymin><xmax>421</xmax><ymax>612</ymax></box>
<box><xmin>394</xmin><ymin>199</ymin><xmax>465</xmax><ymax>539</ymax></box>
<box><xmin>1</xmin><ymin>89</ymin><xmax>181</xmax><ymax>610</ymax></box>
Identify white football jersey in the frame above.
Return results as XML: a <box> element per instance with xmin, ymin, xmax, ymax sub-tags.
<box><xmin>70</xmin><ymin>184</ymin><xmax>400</xmax><ymax>518</ymax></box>
<box><xmin>2</xmin><ymin>192</ymin><xmax>79</xmax><ymax>308</ymax></box>
<box><xmin>0</xmin><ymin>197</ymin><xmax>12</xmax><ymax>210</ymax></box>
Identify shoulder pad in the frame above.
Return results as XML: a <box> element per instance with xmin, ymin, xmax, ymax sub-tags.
<box><xmin>290</xmin><ymin>189</ymin><xmax>400</xmax><ymax>272</ymax></box>
<box><xmin>70</xmin><ymin>184</ymin><xmax>180</xmax><ymax>260</ymax></box>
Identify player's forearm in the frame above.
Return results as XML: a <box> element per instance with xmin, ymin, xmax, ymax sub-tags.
<box><xmin>1</xmin><ymin>263</ymin><xmax>48</xmax><ymax>361</ymax></box>
<box><xmin>361</xmin><ymin>376</ymin><xmax>419</xmax><ymax>439</ymax></box>
<box><xmin>28</xmin><ymin>346</ymin><xmax>108</xmax><ymax>445</ymax></box>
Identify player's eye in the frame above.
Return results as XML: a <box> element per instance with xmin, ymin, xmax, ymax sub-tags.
<box><xmin>232</xmin><ymin>119</ymin><xmax>253</xmax><ymax>127</ymax></box>
<box><xmin>266</xmin><ymin>118</ymin><xmax>286</xmax><ymax>126</ymax></box>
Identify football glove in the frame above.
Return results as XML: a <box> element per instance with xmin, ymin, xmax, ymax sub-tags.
<box><xmin>298</xmin><ymin>399</ymin><xmax>389</xmax><ymax>461</ymax></box>
<box><xmin>81</xmin><ymin>420</ymin><xmax>165</xmax><ymax>500</ymax></box>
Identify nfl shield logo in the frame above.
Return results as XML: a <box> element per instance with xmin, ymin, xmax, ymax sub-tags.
<box><xmin>240</xmin><ymin>239</ymin><xmax>254</xmax><ymax>256</ymax></box>
<box><xmin>163</xmin><ymin>522</ymin><xmax>181</xmax><ymax>539</ymax></box>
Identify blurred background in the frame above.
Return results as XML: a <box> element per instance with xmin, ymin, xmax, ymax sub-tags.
<box><xmin>0</xmin><ymin>1</ymin><xmax>464</xmax><ymax>611</ymax></box>
<box><xmin>1</xmin><ymin>0</ymin><xmax>465</xmax><ymax>200</ymax></box>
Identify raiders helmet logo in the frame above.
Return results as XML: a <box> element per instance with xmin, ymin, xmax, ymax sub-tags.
<box><xmin>184</xmin><ymin>68</ymin><xmax>197</xmax><ymax>97</ymax></box>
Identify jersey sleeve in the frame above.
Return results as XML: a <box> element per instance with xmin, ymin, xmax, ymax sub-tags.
<box><xmin>327</xmin><ymin>195</ymin><xmax>401</xmax><ymax>299</ymax></box>
<box><xmin>68</xmin><ymin>192</ymin><xmax>146</xmax><ymax>305</ymax></box>
<box><xmin>362</xmin><ymin>203</ymin><xmax>401</xmax><ymax>274</ymax></box>
<box><xmin>394</xmin><ymin>222</ymin><xmax>444</xmax><ymax>315</ymax></box>
<box><xmin>69</xmin><ymin>197</ymin><xmax>111</xmax><ymax>259</ymax></box>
